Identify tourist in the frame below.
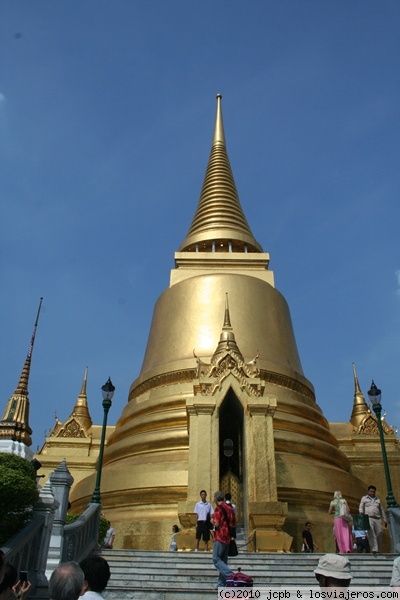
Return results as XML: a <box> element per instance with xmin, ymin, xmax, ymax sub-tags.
<box><xmin>212</xmin><ymin>490</ymin><xmax>236</xmax><ymax>589</ymax></box>
<box><xmin>0</xmin><ymin>558</ymin><xmax>32</xmax><ymax>600</ymax></box>
<box><xmin>353</xmin><ymin>526</ymin><xmax>370</xmax><ymax>553</ymax></box>
<box><xmin>314</xmin><ymin>553</ymin><xmax>352</xmax><ymax>589</ymax></box>
<box><xmin>328</xmin><ymin>491</ymin><xmax>352</xmax><ymax>553</ymax></box>
<box><xmin>359</xmin><ymin>485</ymin><xmax>386</xmax><ymax>554</ymax></box>
<box><xmin>79</xmin><ymin>555</ymin><xmax>110</xmax><ymax>599</ymax></box>
<box><xmin>169</xmin><ymin>524</ymin><xmax>179</xmax><ymax>551</ymax></box>
<box><xmin>302</xmin><ymin>521</ymin><xmax>317</xmax><ymax>553</ymax></box>
<box><xmin>194</xmin><ymin>490</ymin><xmax>214</xmax><ymax>552</ymax></box>
<box><xmin>49</xmin><ymin>562</ymin><xmax>84</xmax><ymax>600</ymax></box>
<box><xmin>0</xmin><ymin>564</ymin><xmax>32</xmax><ymax>600</ymax></box>
<box><xmin>224</xmin><ymin>493</ymin><xmax>237</xmax><ymax>538</ymax></box>
<box><xmin>102</xmin><ymin>521</ymin><xmax>115</xmax><ymax>549</ymax></box>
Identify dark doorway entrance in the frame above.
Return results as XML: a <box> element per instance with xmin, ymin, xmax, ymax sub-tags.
<box><xmin>219</xmin><ymin>388</ymin><xmax>244</xmax><ymax>522</ymax></box>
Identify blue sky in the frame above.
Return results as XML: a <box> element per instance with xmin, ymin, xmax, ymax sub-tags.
<box><xmin>1</xmin><ymin>1</ymin><xmax>399</xmax><ymax>451</ymax></box>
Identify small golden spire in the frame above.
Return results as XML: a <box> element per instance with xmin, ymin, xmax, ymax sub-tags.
<box><xmin>212</xmin><ymin>94</ymin><xmax>225</xmax><ymax>146</ymax></box>
<box><xmin>49</xmin><ymin>367</ymin><xmax>93</xmax><ymax>438</ymax></box>
<box><xmin>14</xmin><ymin>297</ymin><xmax>43</xmax><ymax>396</ymax></box>
<box><xmin>72</xmin><ymin>367</ymin><xmax>92</xmax><ymax>430</ymax></box>
<box><xmin>212</xmin><ymin>295</ymin><xmax>243</xmax><ymax>363</ymax></box>
<box><xmin>223</xmin><ymin>293</ymin><xmax>233</xmax><ymax>330</ymax></box>
<box><xmin>0</xmin><ymin>297</ymin><xmax>43</xmax><ymax>447</ymax></box>
<box><xmin>350</xmin><ymin>362</ymin><xmax>369</xmax><ymax>428</ymax></box>
<box><xmin>179</xmin><ymin>95</ymin><xmax>262</xmax><ymax>253</ymax></box>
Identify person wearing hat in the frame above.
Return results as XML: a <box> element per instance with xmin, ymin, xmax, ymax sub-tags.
<box><xmin>314</xmin><ymin>554</ymin><xmax>352</xmax><ymax>589</ymax></box>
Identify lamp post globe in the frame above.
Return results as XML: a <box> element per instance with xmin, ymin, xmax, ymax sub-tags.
<box><xmin>91</xmin><ymin>377</ymin><xmax>115</xmax><ymax>504</ymax></box>
<box><xmin>367</xmin><ymin>380</ymin><xmax>397</xmax><ymax>508</ymax></box>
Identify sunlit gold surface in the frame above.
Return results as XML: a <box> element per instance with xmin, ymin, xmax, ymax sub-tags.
<box><xmin>67</xmin><ymin>96</ymin><xmax>396</xmax><ymax>553</ymax></box>
<box><xmin>179</xmin><ymin>94</ymin><xmax>261</xmax><ymax>254</ymax></box>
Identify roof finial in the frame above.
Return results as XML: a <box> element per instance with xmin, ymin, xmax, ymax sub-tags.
<box><xmin>350</xmin><ymin>362</ymin><xmax>369</xmax><ymax>428</ymax></box>
<box><xmin>0</xmin><ymin>297</ymin><xmax>43</xmax><ymax>447</ymax></box>
<box><xmin>211</xmin><ymin>295</ymin><xmax>243</xmax><ymax>362</ymax></box>
<box><xmin>352</xmin><ymin>362</ymin><xmax>362</xmax><ymax>394</ymax></box>
<box><xmin>15</xmin><ymin>296</ymin><xmax>43</xmax><ymax>394</ymax></box>
<box><xmin>212</xmin><ymin>94</ymin><xmax>225</xmax><ymax>146</ymax></box>
<box><xmin>223</xmin><ymin>293</ymin><xmax>232</xmax><ymax>330</ymax></box>
<box><xmin>179</xmin><ymin>96</ymin><xmax>262</xmax><ymax>253</ymax></box>
<box><xmin>79</xmin><ymin>366</ymin><xmax>88</xmax><ymax>396</ymax></box>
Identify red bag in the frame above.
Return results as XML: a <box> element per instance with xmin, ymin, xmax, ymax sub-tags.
<box><xmin>226</xmin><ymin>567</ymin><xmax>253</xmax><ymax>588</ymax></box>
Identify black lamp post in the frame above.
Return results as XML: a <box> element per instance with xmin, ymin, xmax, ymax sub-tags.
<box><xmin>91</xmin><ymin>377</ymin><xmax>115</xmax><ymax>504</ymax></box>
<box><xmin>367</xmin><ymin>380</ymin><xmax>397</xmax><ymax>508</ymax></box>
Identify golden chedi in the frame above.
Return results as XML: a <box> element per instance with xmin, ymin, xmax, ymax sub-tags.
<box><xmin>71</xmin><ymin>95</ymin><xmax>366</xmax><ymax>551</ymax></box>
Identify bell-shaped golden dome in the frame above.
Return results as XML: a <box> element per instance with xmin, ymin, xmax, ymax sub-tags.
<box><xmin>71</xmin><ymin>96</ymin><xmax>366</xmax><ymax>552</ymax></box>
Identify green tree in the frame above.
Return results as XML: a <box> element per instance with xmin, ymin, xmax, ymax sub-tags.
<box><xmin>0</xmin><ymin>453</ymin><xmax>39</xmax><ymax>545</ymax></box>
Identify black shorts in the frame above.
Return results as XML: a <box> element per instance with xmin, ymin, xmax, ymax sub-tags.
<box><xmin>196</xmin><ymin>521</ymin><xmax>211</xmax><ymax>542</ymax></box>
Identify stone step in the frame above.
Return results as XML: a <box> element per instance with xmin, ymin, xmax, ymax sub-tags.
<box><xmin>98</xmin><ymin>550</ymin><xmax>396</xmax><ymax>599</ymax></box>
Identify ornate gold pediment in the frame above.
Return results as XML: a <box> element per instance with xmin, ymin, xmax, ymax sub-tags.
<box><xmin>194</xmin><ymin>349</ymin><xmax>264</xmax><ymax>397</ymax></box>
<box><xmin>355</xmin><ymin>413</ymin><xmax>396</xmax><ymax>436</ymax></box>
<box><xmin>51</xmin><ymin>416</ymin><xmax>88</xmax><ymax>438</ymax></box>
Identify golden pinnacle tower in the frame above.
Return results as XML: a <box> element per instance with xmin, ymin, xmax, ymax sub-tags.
<box><xmin>0</xmin><ymin>298</ymin><xmax>43</xmax><ymax>459</ymax></box>
<box><xmin>71</xmin><ymin>95</ymin><xmax>367</xmax><ymax>550</ymax></box>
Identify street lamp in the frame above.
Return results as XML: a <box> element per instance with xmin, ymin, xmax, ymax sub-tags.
<box><xmin>367</xmin><ymin>380</ymin><xmax>397</xmax><ymax>508</ymax></box>
<box><xmin>91</xmin><ymin>377</ymin><xmax>115</xmax><ymax>504</ymax></box>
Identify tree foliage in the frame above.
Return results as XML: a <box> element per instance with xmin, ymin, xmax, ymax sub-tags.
<box><xmin>0</xmin><ymin>453</ymin><xmax>39</xmax><ymax>545</ymax></box>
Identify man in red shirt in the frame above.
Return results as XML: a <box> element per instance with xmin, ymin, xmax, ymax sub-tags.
<box><xmin>212</xmin><ymin>490</ymin><xmax>236</xmax><ymax>588</ymax></box>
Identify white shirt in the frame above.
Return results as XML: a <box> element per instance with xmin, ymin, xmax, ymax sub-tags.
<box><xmin>103</xmin><ymin>527</ymin><xmax>115</xmax><ymax>546</ymax></box>
<box><xmin>194</xmin><ymin>500</ymin><xmax>214</xmax><ymax>521</ymax></box>
<box><xmin>81</xmin><ymin>592</ymin><xmax>104</xmax><ymax>600</ymax></box>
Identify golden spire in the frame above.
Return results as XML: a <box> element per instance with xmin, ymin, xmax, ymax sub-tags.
<box><xmin>350</xmin><ymin>362</ymin><xmax>369</xmax><ymax>428</ymax></box>
<box><xmin>73</xmin><ymin>367</ymin><xmax>92</xmax><ymax>430</ymax></box>
<box><xmin>0</xmin><ymin>297</ymin><xmax>43</xmax><ymax>447</ymax></box>
<box><xmin>211</xmin><ymin>294</ymin><xmax>244</xmax><ymax>362</ymax></box>
<box><xmin>50</xmin><ymin>367</ymin><xmax>92</xmax><ymax>437</ymax></box>
<box><xmin>179</xmin><ymin>94</ymin><xmax>262</xmax><ymax>253</ymax></box>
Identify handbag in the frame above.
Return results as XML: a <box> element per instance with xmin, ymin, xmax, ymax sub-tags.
<box><xmin>228</xmin><ymin>538</ymin><xmax>239</xmax><ymax>557</ymax></box>
<box><xmin>339</xmin><ymin>499</ymin><xmax>352</xmax><ymax>522</ymax></box>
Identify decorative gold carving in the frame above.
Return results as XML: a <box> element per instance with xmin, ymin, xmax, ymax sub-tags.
<box><xmin>50</xmin><ymin>417</ymin><xmax>88</xmax><ymax>439</ymax></box>
<box><xmin>193</xmin><ymin>320</ymin><xmax>264</xmax><ymax>397</ymax></box>
<box><xmin>130</xmin><ymin>366</ymin><xmax>314</xmax><ymax>402</ymax></box>
<box><xmin>355</xmin><ymin>413</ymin><xmax>396</xmax><ymax>436</ymax></box>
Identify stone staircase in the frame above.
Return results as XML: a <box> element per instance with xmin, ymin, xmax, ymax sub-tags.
<box><xmin>99</xmin><ymin>550</ymin><xmax>396</xmax><ymax>600</ymax></box>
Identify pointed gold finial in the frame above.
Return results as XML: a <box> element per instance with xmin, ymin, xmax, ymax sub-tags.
<box><xmin>212</xmin><ymin>94</ymin><xmax>225</xmax><ymax>146</ymax></box>
<box><xmin>79</xmin><ymin>366</ymin><xmax>88</xmax><ymax>397</ymax></box>
<box><xmin>179</xmin><ymin>95</ymin><xmax>262</xmax><ymax>253</ymax></box>
<box><xmin>212</xmin><ymin>296</ymin><xmax>243</xmax><ymax>362</ymax></box>
<box><xmin>49</xmin><ymin>367</ymin><xmax>93</xmax><ymax>438</ymax></box>
<box><xmin>73</xmin><ymin>367</ymin><xmax>92</xmax><ymax>430</ymax></box>
<box><xmin>352</xmin><ymin>362</ymin><xmax>362</xmax><ymax>394</ymax></box>
<box><xmin>350</xmin><ymin>362</ymin><xmax>369</xmax><ymax>428</ymax></box>
<box><xmin>14</xmin><ymin>297</ymin><xmax>43</xmax><ymax>395</ymax></box>
<box><xmin>0</xmin><ymin>297</ymin><xmax>43</xmax><ymax>447</ymax></box>
<box><xmin>223</xmin><ymin>293</ymin><xmax>232</xmax><ymax>330</ymax></box>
